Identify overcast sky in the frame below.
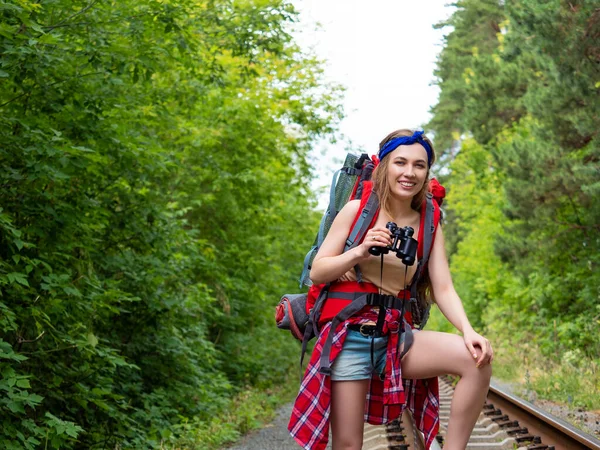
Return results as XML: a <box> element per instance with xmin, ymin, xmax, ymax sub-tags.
<box><xmin>291</xmin><ymin>0</ymin><xmax>454</xmax><ymax>201</ymax></box>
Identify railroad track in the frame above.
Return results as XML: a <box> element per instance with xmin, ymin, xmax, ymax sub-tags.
<box><xmin>361</xmin><ymin>377</ymin><xmax>600</xmax><ymax>450</ymax></box>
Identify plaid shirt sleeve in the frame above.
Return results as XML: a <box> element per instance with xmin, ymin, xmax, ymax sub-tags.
<box><xmin>288</xmin><ymin>313</ymin><xmax>439</xmax><ymax>450</ymax></box>
<box><xmin>404</xmin><ymin>377</ymin><xmax>440</xmax><ymax>448</ymax></box>
<box><xmin>288</xmin><ymin>321</ymin><xmax>339</xmax><ymax>450</ymax></box>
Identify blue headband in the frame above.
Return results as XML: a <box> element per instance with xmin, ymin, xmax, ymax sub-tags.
<box><xmin>378</xmin><ymin>130</ymin><xmax>433</xmax><ymax>167</ymax></box>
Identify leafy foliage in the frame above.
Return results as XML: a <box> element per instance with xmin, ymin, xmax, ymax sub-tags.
<box><xmin>0</xmin><ymin>0</ymin><xmax>340</xmax><ymax>447</ymax></box>
<box><xmin>428</xmin><ymin>0</ymin><xmax>599</xmax><ymax>403</ymax></box>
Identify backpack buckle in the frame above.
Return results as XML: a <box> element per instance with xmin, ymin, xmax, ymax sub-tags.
<box><xmin>359</xmin><ymin>324</ymin><xmax>376</xmax><ymax>337</ymax></box>
<box><xmin>366</xmin><ymin>293</ymin><xmax>405</xmax><ymax>310</ymax></box>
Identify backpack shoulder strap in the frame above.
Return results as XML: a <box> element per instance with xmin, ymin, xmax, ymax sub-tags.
<box><xmin>343</xmin><ymin>182</ymin><xmax>379</xmax><ymax>282</ymax></box>
<box><xmin>343</xmin><ymin>181</ymin><xmax>379</xmax><ymax>252</ymax></box>
<box><xmin>410</xmin><ymin>194</ymin><xmax>441</xmax><ymax>328</ymax></box>
<box><xmin>416</xmin><ymin>193</ymin><xmax>441</xmax><ymax>265</ymax></box>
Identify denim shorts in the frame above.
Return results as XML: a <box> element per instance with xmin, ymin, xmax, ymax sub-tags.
<box><xmin>330</xmin><ymin>328</ymin><xmax>387</xmax><ymax>381</ymax></box>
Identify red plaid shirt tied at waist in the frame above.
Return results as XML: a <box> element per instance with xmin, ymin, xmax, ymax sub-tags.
<box><xmin>288</xmin><ymin>305</ymin><xmax>440</xmax><ymax>450</ymax></box>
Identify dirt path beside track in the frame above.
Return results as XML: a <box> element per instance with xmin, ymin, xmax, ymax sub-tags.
<box><xmin>225</xmin><ymin>402</ymin><xmax>390</xmax><ymax>450</ymax></box>
<box><xmin>225</xmin><ymin>403</ymin><xmax>317</xmax><ymax>450</ymax></box>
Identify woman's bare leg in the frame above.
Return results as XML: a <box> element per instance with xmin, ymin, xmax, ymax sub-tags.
<box><xmin>330</xmin><ymin>379</ymin><xmax>370</xmax><ymax>450</ymax></box>
<box><xmin>401</xmin><ymin>331</ymin><xmax>492</xmax><ymax>450</ymax></box>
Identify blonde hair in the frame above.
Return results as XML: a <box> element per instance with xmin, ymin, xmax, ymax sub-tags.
<box><xmin>372</xmin><ymin>129</ymin><xmax>438</xmax><ymax>313</ymax></box>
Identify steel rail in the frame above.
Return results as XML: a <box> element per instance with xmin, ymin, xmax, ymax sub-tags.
<box><xmin>489</xmin><ymin>380</ymin><xmax>600</xmax><ymax>450</ymax></box>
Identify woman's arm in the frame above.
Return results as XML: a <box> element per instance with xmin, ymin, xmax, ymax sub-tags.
<box><xmin>309</xmin><ymin>200</ymin><xmax>391</xmax><ymax>285</ymax></box>
<box><xmin>428</xmin><ymin>226</ymin><xmax>472</xmax><ymax>333</ymax></box>
<box><xmin>428</xmin><ymin>226</ymin><xmax>493</xmax><ymax>366</ymax></box>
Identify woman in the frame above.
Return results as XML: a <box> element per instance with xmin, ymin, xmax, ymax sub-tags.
<box><xmin>289</xmin><ymin>129</ymin><xmax>493</xmax><ymax>450</ymax></box>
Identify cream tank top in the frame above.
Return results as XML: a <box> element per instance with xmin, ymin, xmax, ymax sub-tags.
<box><xmin>340</xmin><ymin>251</ymin><xmax>419</xmax><ymax>296</ymax></box>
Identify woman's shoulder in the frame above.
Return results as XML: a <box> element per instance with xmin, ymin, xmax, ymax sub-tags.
<box><xmin>339</xmin><ymin>199</ymin><xmax>362</xmax><ymax>218</ymax></box>
<box><xmin>328</xmin><ymin>199</ymin><xmax>362</xmax><ymax>229</ymax></box>
<box><xmin>344</xmin><ymin>199</ymin><xmax>361</xmax><ymax>211</ymax></box>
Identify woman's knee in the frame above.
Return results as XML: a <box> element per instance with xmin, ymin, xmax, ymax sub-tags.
<box><xmin>478</xmin><ymin>360</ymin><xmax>492</xmax><ymax>383</ymax></box>
<box><xmin>332</xmin><ymin>436</ymin><xmax>362</xmax><ymax>450</ymax></box>
<box><xmin>401</xmin><ymin>331</ymin><xmax>494</xmax><ymax>381</ymax></box>
<box><xmin>461</xmin><ymin>352</ymin><xmax>492</xmax><ymax>384</ymax></box>
<box><xmin>446</xmin><ymin>339</ymin><xmax>492</xmax><ymax>380</ymax></box>
<box><xmin>331</xmin><ymin>421</ymin><xmax>363</xmax><ymax>450</ymax></box>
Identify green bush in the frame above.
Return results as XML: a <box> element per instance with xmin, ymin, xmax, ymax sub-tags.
<box><xmin>0</xmin><ymin>0</ymin><xmax>340</xmax><ymax>447</ymax></box>
<box><xmin>428</xmin><ymin>0</ymin><xmax>599</xmax><ymax>409</ymax></box>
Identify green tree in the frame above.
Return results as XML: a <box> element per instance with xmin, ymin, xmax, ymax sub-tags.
<box><xmin>0</xmin><ymin>0</ymin><xmax>341</xmax><ymax>447</ymax></box>
<box><xmin>427</xmin><ymin>0</ymin><xmax>599</xmax><ymax>382</ymax></box>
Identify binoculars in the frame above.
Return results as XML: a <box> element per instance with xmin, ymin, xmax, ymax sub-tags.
<box><xmin>368</xmin><ymin>222</ymin><xmax>418</xmax><ymax>266</ymax></box>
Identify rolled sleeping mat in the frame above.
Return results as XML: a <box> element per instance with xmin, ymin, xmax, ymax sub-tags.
<box><xmin>275</xmin><ymin>293</ymin><xmax>309</xmax><ymax>341</ymax></box>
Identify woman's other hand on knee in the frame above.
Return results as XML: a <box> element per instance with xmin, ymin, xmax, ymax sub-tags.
<box><xmin>462</xmin><ymin>328</ymin><xmax>493</xmax><ymax>368</ymax></box>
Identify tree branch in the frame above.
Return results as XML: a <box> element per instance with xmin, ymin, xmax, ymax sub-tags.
<box><xmin>16</xmin><ymin>331</ymin><xmax>46</xmax><ymax>345</ymax></box>
<box><xmin>0</xmin><ymin>71</ymin><xmax>104</xmax><ymax>109</ymax></box>
<box><xmin>44</xmin><ymin>0</ymin><xmax>101</xmax><ymax>31</ymax></box>
<box><xmin>22</xmin><ymin>344</ymin><xmax>78</xmax><ymax>355</ymax></box>
<box><xmin>0</xmin><ymin>92</ymin><xmax>30</xmax><ymax>109</ymax></box>
<box><xmin>42</xmin><ymin>12</ymin><xmax>159</xmax><ymax>31</ymax></box>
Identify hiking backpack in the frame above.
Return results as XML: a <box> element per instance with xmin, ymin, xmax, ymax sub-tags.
<box><xmin>274</xmin><ymin>152</ymin><xmax>444</xmax><ymax>344</ymax></box>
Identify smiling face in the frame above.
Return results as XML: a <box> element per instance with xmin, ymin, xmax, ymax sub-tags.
<box><xmin>386</xmin><ymin>143</ymin><xmax>429</xmax><ymax>201</ymax></box>
<box><xmin>373</xmin><ymin>129</ymin><xmax>436</xmax><ymax>217</ymax></box>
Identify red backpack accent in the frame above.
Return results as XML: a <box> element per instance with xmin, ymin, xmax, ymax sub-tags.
<box><xmin>316</xmin><ymin>192</ymin><xmax>441</xmax><ymax>326</ymax></box>
<box><xmin>306</xmin><ymin>179</ymin><xmax>443</xmax><ymax>326</ymax></box>
<box><xmin>305</xmin><ymin>178</ymin><xmax>379</xmax><ymax>316</ymax></box>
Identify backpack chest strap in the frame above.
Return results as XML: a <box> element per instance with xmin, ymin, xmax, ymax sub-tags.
<box><xmin>327</xmin><ymin>291</ymin><xmax>410</xmax><ymax>310</ymax></box>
